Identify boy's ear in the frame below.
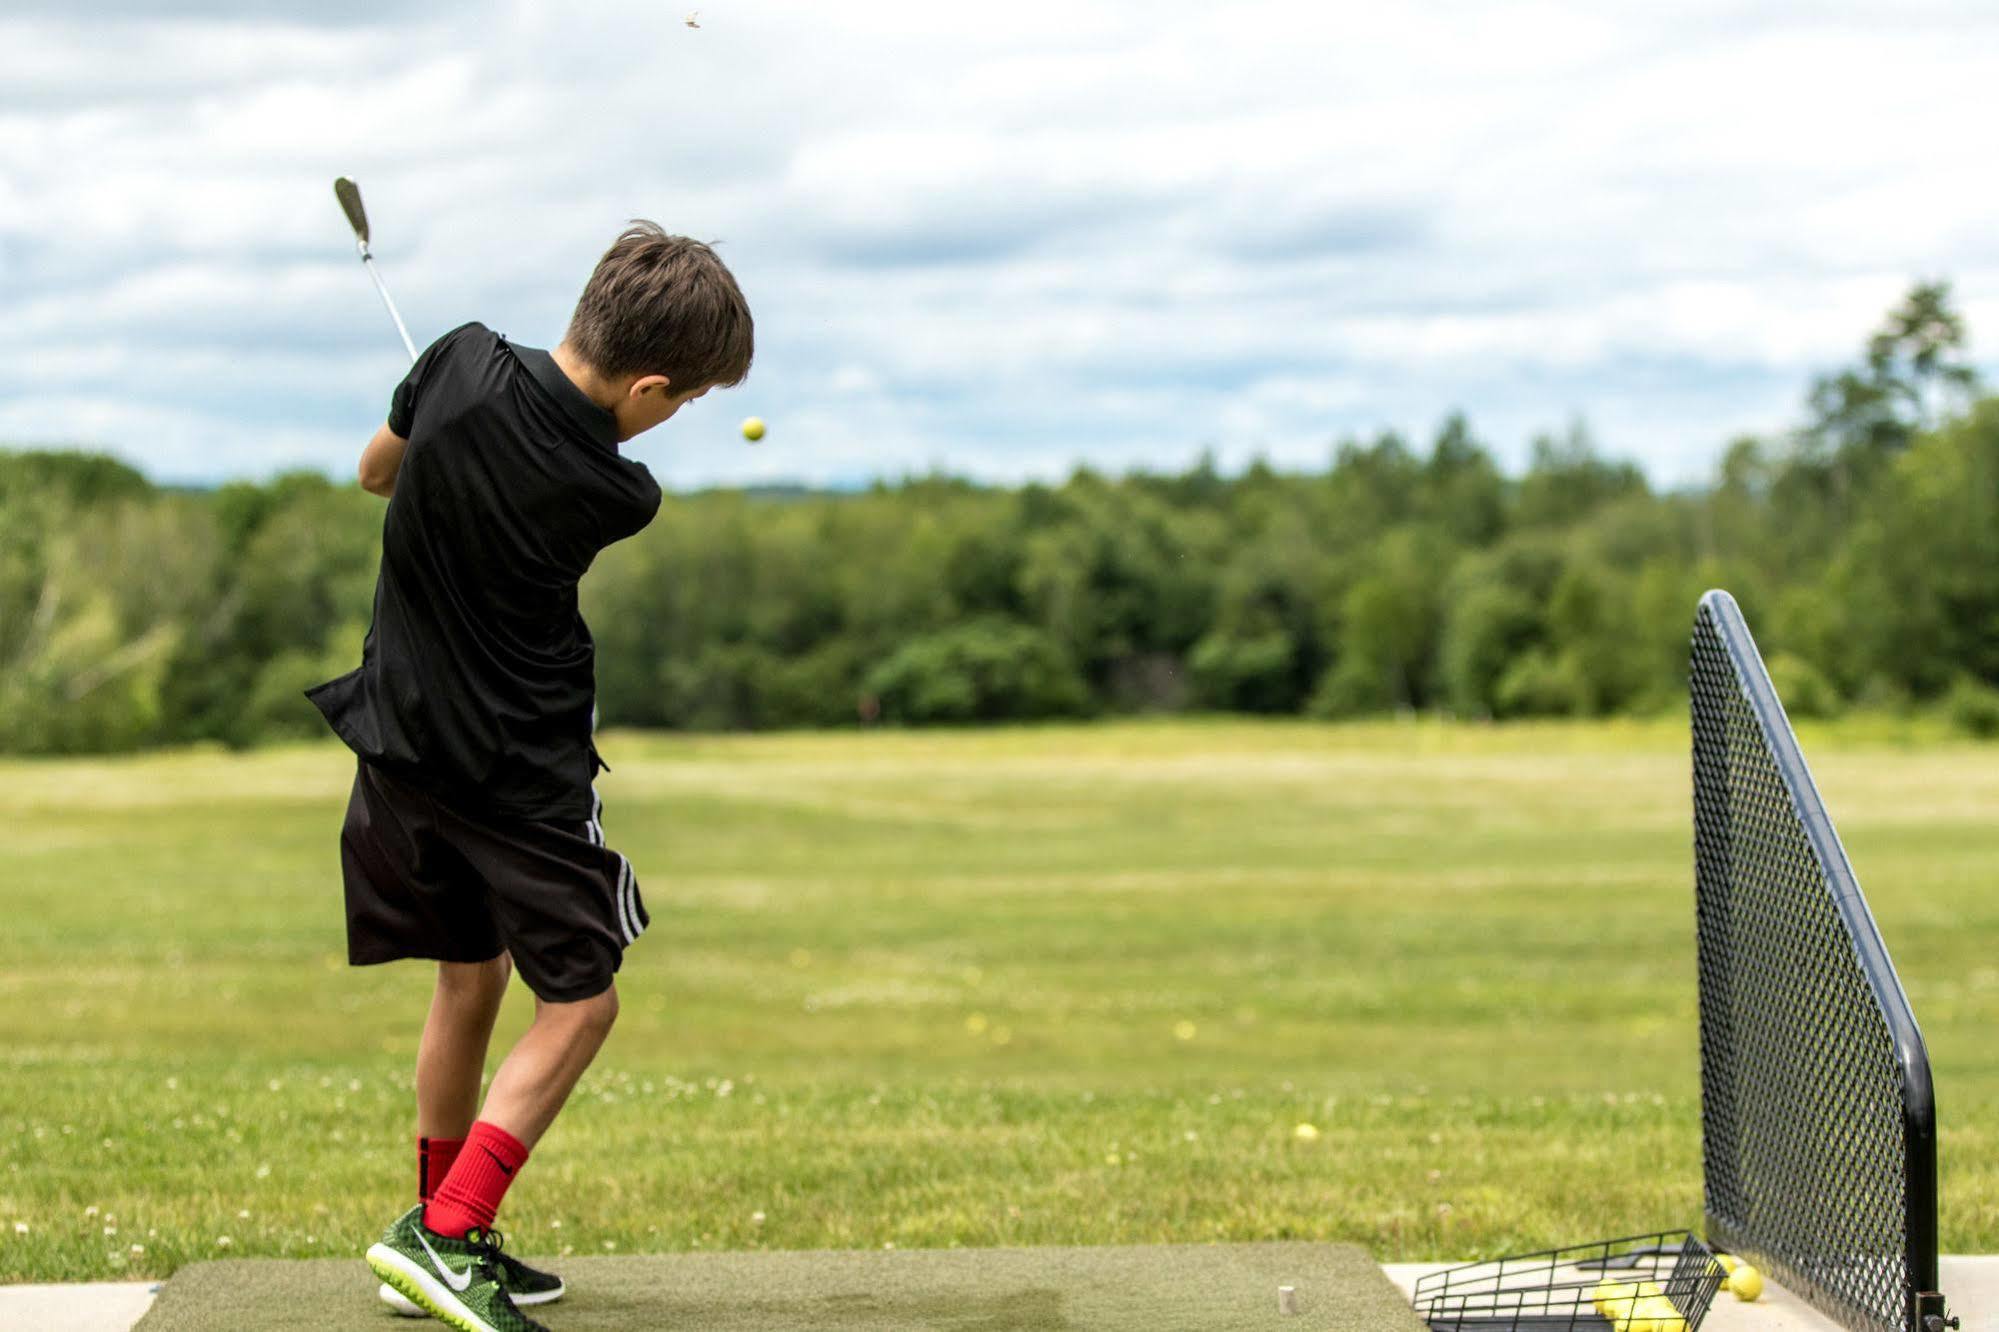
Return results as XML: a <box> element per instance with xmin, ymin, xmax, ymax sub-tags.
<box><xmin>629</xmin><ymin>373</ymin><xmax>672</xmax><ymax>399</ymax></box>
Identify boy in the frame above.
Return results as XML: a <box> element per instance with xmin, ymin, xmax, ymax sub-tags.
<box><xmin>306</xmin><ymin>222</ymin><xmax>752</xmax><ymax>1332</ymax></box>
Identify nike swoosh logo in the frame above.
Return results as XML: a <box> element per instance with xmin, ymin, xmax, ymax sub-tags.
<box><xmin>415</xmin><ymin>1230</ymin><xmax>474</xmax><ymax>1292</ymax></box>
<box><xmin>482</xmin><ymin>1147</ymin><xmax>514</xmax><ymax>1177</ymax></box>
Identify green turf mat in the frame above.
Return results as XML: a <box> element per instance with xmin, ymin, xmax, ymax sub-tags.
<box><xmin>136</xmin><ymin>1242</ymin><xmax>1424</xmax><ymax>1330</ymax></box>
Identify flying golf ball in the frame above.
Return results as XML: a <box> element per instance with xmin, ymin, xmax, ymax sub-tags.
<box><xmin>741</xmin><ymin>416</ymin><xmax>766</xmax><ymax>442</ymax></box>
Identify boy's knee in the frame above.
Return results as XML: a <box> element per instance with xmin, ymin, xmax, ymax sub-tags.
<box><xmin>438</xmin><ymin>954</ymin><xmax>512</xmax><ymax>1001</ymax></box>
<box><xmin>564</xmin><ymin>985</ymin><xmax>619</xmax><ymax>1036</ymax></box>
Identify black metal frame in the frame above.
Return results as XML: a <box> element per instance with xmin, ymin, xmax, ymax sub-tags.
<box><xmin>1691</xmin><ymin>590</ymin><xmax>1946</xmax><ymax>1332</ymax></box>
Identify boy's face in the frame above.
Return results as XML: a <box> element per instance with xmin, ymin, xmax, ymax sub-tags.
<box><xmin>615</xmin><ymin>377</ymin><xmax>710</xmax><ymax>442</ymax></box>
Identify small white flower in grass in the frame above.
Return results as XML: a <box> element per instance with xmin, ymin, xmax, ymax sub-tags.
<box><xmin>237</xmin><ymin>1209</ymin><xmax>250</xmax><ymax>1220</ymax></box>
<box><xmin>1293</xmin><ymin>1123</ymin><xmax>1321</xmax><ymax>1142</ymax></box>
<box><xmin>549</xmin><ymin>1219</ymin><xmax>562</xmax><ymax>1229</ymax></box>
<box><xmin>602</xmin><ymin>1240</ymin><xmax>616</xmax><ymax>1251</ymax></box>
<box><xmin>267</xmin><ymin>1080</ymin><xmax>282</xmax><ymax>1093</ymax></box>
<box><xmin>751</xmin><ymin>1211</ymin><xmax>765</xmax><ymax>1226</ymax></box>
<box><xmin>104</xmin><ymin>1225</ymin><xmax>116</xmax><ymax>1236</ymax></box>
<box><xmin>166</xmin><ymin>1077</ymin><xmax>179</xmax><ymax>1090</ymax></box>
<box><xmin>1104</xmin><ymin>1152</ymin><xmax>1121</xmax><ymax>1166</ymax></box>
<box><xmin>13</xmin><ymin>1222</ymin><xmax>26</xmax><ymax>1235</ymax></box>
<box><xmin>130</xmin><ymin>1244</ymin><xmax>144</xmax><ymax>1255</ymax></box>
<box><xmin>85</xmin><ymin>1206</ymin><xmax>100</xmax><ymax>1219</ymax></box>
<box><xmin>255</xmin><ymin>1164</ymin><xmax>270</xmax><ymax>1179</ymax></box>
<box><xmin>1183</xmin><ymin>1130</ymin><xmax>1199</xmax><ymax>1142</ymax></box>
<box><xmin>216</xmin><ymin>1236</ymin><xmax>232</xmax><ymax>1248</ymax></box>
<box><xmin>883</xmin><ymin>1241</ymin><xmax>895</xmax><ymax>1250</ymax></box>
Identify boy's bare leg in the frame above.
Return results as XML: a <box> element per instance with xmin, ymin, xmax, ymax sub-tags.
<box><xmin>477</xmin><ymin>986</ymin><xmax>620</xmax><ymax>1148</ymax></box>
<box><xmin>416</xmin><ymin>956</ymin><xmax>513</xmax><ymax>1138</ymax></box>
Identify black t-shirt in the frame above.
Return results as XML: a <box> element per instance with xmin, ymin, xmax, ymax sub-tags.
<box><xmin>307</xmin><ymin>323</ymin><xmax>662</xmax><ymax>822</ymax></box>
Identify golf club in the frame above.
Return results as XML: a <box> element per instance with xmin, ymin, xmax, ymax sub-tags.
<box><xmin>333</xmin><ymin>176</ymin><xmax>418</xmax><ymax>363</ymax></box>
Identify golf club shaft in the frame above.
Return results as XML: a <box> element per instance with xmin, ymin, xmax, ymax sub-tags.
<box><xmin>358</xmin><ymin>245</ymin><xmax>418</xmax><ymax>363</ymax></box>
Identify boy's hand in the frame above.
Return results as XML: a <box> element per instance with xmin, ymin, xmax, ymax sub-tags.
<box><xmin>359</xmin><ymin>423</ymin><xmax>409</xmax><ymax>497</ymax></box>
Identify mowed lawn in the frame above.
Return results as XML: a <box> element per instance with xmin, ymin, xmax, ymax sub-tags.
<box><xmin>3</xmin><ymin>720</ymin><xmax>1997</xmax><ymax>1285</ymax></box>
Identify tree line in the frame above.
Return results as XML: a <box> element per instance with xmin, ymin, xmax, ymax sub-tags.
<box><xmin>3</xmin><ymin>284</ymin><xmax>1996</xmax><ymax>754</ymax></box>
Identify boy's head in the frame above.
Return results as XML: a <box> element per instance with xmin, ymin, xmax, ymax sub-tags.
<box><xmin>563</xmin><ymin>221</ymin><xmax>753</xmax><ymax>441</ymax></box>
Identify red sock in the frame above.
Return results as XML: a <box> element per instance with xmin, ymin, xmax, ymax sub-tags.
<box><xmin>418</xmin><ymin>1135</ymin><xmax>465</xmax><ymax>1203</ymax></box>
<box><xmin>423</xmin><ymin>1122</ymin><xmax>529</xmax><ymax>1238</ymax></box>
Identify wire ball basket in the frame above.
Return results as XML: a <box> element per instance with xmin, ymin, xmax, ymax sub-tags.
<box><xmin>1411</xmin><ymin>1230</ymin><xmax>1726</xmax><ymax>1331</ymax></box>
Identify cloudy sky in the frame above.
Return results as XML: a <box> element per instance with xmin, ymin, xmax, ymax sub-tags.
<box><xmin>3</xmin><ymin>1</ymin><xmax>1995</xmax><ymax>490</ymax></box>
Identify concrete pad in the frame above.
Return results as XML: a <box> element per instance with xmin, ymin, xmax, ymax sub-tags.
<box><xmin>0</xmin><ymin>1281</ymin><xmax>158</xmax><ymax>1332</ymax></box>
<box><xmin>6</xmin><ymin>1252</ymin><xmax>1995</xmax><ymax>1330</ymax></box>
<box><xmin>1386</xmin><ymin>1257</ymin><xmax>1999</xmax><ymax>1331</ymax></box>
<box><xmin>1941</xmin><ymin>1257</ymin><xmax>1999</xmax><ymax>1332</ymax></box>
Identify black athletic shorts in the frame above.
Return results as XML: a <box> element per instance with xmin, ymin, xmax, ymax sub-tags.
<box><xmin>339</xmin><ymin>760</ymin><xmax>649</xmax><ymax>1002</ymax></box>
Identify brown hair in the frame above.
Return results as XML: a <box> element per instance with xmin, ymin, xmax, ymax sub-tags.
<box><xmin>565</xmin><ymin>221</ymin><xmax>753</xmax><ymax>388</ymax></box>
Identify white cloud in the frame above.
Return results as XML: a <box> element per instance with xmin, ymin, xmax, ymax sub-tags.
<box><xmin>2</xmin><ymin>0</ymin><xmax>1996</xmax><ymax>488</ymax></box>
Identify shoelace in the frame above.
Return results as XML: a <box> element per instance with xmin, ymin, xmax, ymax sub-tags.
<box><xmin>464</xmin><ymin>1228</ymin><xmax>514</xmax><ymax>1284</ymax></box>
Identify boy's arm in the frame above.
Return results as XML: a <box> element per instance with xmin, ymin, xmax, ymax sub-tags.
<box><xmin>358</xmin><ymin>423</ymin><xmax>409</xmax><ymax>497</ymax></box>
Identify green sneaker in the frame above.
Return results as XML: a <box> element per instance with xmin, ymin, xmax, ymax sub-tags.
<box><xmin>377</xmin><ymin>1216</ymin><xmax>565</xmax><ymax>1317</ymax></box>
<box><xmin>365</xmin><ymin>1205</ymin><xmax>554</xmax><ymax>1332</ymax></box>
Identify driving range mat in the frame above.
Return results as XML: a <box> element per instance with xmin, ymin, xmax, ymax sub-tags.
<box><xmin>136</xmin><ymin>1240</ymin><xmax>1425</xmax><ymax>1330</ymax></box>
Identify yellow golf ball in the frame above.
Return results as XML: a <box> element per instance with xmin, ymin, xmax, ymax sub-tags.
<box><xmin>740</xmin><ymin>416</ymin><xmax>766</xmax><ymax>442</ymax></box>
<box><xmin>1728</xmin><ymin>1264</ymin><xmax>1763</xmax><ymax>1302</ymax></box>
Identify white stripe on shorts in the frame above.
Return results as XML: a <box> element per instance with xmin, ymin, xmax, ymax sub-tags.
<box><xmin>615</xmin><ymin>857</ymin><xmax>643</xmax><ymax>945</ymax></box>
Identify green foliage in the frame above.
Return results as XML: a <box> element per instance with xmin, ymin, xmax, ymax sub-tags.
<box><xmin>1765</xmin><ymin>652</ymin><xmax>1842</xmax><ymax>720</ymax></box>
<box><xmin>1945</xmin><ymin>676</ymin><xmax>1999</xmax><ymax>739</ymax></box>
<box><xmin>5</xmin><ymin>283</ymin><xmax>1998</xmax><ymax>750</ymax></box>
<box><xmin>865</xmin><ymin>618</ymin><xmax>1088</xmax><ymax>724</ymax></box>
<box><xmin>0</xmin><ymin>449</ymin><xmax>151</xmax><ymax>507</ymax></box>
<box><xmin>1494</xmin><ymin>649</ymin><xmax>1591</xmax><ymax>717</ymax></box>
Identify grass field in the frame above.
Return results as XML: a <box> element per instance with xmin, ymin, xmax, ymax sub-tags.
<box><xmin>3</xmin><ymin>719</ymin><xmax>1997</xmax><ymax>1285</ymax></box>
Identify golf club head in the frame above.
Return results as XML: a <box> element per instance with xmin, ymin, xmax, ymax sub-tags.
<box><xmin>333</xmin><ymin>176</ymin><xmax>371</xmax><ymax>246</ymax></box>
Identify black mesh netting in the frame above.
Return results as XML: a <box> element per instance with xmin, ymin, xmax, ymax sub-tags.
<box><xmin>1691</xmin><ymin>592</ymin><xmax>1938</xmax><ymax>1332</ymax></box>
